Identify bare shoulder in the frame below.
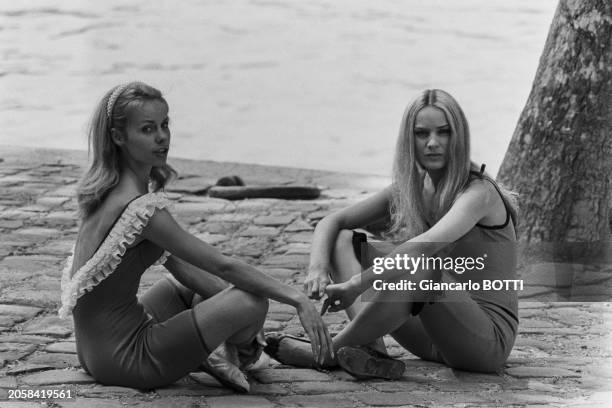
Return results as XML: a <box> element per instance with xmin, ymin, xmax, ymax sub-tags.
<box><xmin>460</xmin><ymin>178</ymin><xmax>506</xmax><ymax>225</ymax></box>
<box><xmin>460</xmin><ymin>178</ymin><xmax>498</xmax><ymax>206</ymax></box>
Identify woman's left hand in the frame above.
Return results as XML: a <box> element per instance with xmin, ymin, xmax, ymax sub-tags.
<box><xmin>321</xmin><ymin>279</ymin><xmax>361</xmax><ymax>314</ymax></box>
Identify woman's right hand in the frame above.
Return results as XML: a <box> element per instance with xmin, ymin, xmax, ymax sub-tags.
<box><xmin>295</xmin><ymin>295</ymin><xmax>334</xmax><ymax>366</ymax></box>
<box><xmin>303</xmin><ymin>264</ymin><xmax>333</xmax><ymax>300</ymax></box>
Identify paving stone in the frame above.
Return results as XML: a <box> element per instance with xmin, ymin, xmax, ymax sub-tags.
<box><xmin>21</xmin><ymin>316</ymin><xmax>73</xmax><ymax>337</ymax></box>
<box><xmin>248</xmin><ymin>382</ymin><xmax>289</xmax><ymax>396</ymax></box>
<box><xmin>289</xmin><ymin>380</ymin><xmax>365</xmax><ymax>394</ymax></box>
<box><xmin>274</xmin><ymin>202</ymin><xmax>321</xmax><ymax>213</ymax></box>
<box><xmin>42</xmin><ymin>211</ymin><xmax>77</xmax><ymax>228</ymax></box>
<box><xmin>18</xmin><ymin>204</ymin><xmax>50</xmax><ymax>213</ymax></box>
<box><xmin>21</xmin><ymin>369</ymin><xmax>94</xmax><ymax>385</ymax></box>
<box><xmin>262</xmin><ymin>255</ymin><xmax>309</xmax><ymax>270</ymax></box>
<box><xmin>174</xmin><ymin>201</ymin><xmax>227</xmax><ymax>216</ymax></box>
<box><xmin>0</xmin><ymin>401</ymin><xmax>41</xmax><ymax>408</ymax></box>
<box><xmin>201</xmin><ymin>222</ymin><xmax>241</xmax><ymax>235</ymax></box>
<box><xmin>369</xmin><ymin>377</ymin><xmax>431</xmax><ymax>392</ymax></box>
<box><xmin>527</xmin><ymin>379</ymin><xmax>566</xmax><ymax>393</ymax></box>
<box><xmin>285</xmin><ymin>232</ymin><xmax>313</xmax><ymax>243</ymax></box>
<box><xmin>506</xmin><ymin>366</ymin><xmax>581</xmax><ymax>378</ymax></box>
<box><xmin>0</xmin><ymin>375</ymin><xmax>17</xmax><ymax>388</ymax></box>
<box><xmin>205</xmin><ymin>213</ymin><xmax>254</xmax><ymax>223</ymax></box>
<box><xmin>451</xmin><ymin>370</ymin><xmax>510</xmax><ymax>384</ymax></box>
<box><xmin>48</xmin><ymin>185</ymin><xmax>77</xmax><ymax>197</ymax></box>
<box><xmin>234</xmin><ymin>199</ymin><xmax>278</xmax><ymax>212</ymax></box>
<box><xmin>240</xmin><ymin>226</ymin><xmax>279</xmax><ymax>237</ymax></box>
<box><xmin>353</xmin><ymin>391</ymin><xmax>461</xmax><ymax>406</ymax></box>
<box><xmin>251</xmin><ymin>368</ymin><xmax>332</xmax><ymax>383</ymax></box>
<box><xmin>0</xmin><ymin>316</ymin><xmax>17</xmax><ymax>327</ymax></box>
<box><xmin>57</xmin><ymin>398</ymin><xmax>125</xmax><ymax>407</ymax></box>
<box><xmin>30</xmin><ymin>239</ymin><xmax>74</xmax><ymax>256</ymax></box>
<box><xmin>263</xmin><ymin>269</ymin><xmax>297</xmax><ymax>280</ymax></box>
<box><xmin>5</xmin><ymin>363</ymin><xmax>56</xmax><ymax>375</ymax></box>
<box><xmin>307</xmin><ymin>210</ymin><xmax>331</xmax><ymax>221</ymax></box>
<box><xmin>45</xmin><ymin>341</ymin><xmax>76</xmax><ymax>354</ymax></box>
<box><xmin>27</xmin><ymin>352</ymin><xmax>80</xmax><ymax>368</ymax></box>
<box><xmin>0</xmin><ymin>210</ymin><xmax>42</xmax><ymax>221</ymax></box>
<box><xmin>0</xmin><ymin>304</ymin><xmax>42</xmax><ymax>319</ymax></box>
<box><xmin>263</xmin><ymin>321</ymin><xmax>284</xmax><ymax>331</ymax></box>
<box><xmin>206</xmin><ymin>395</ymin><xmax>275</xmax><ymax>408</ymax></box>
<box><xmin>78</xmin><ymin>384</ymin><xmax>145</xmax><ymax>398</ymax></box>
<box><xmin>490</xmin><ymin>391</ymin><xmax>565</xmax><ymax>405</ymax></box>
<box><xmin>284</xmin><ymin>220</ymin><xmax>313</xmax><ymax>232</ymax></box>
<box><xmin>35</xmin><ymin>196</ymin><xmax>69</xmax><ymax>207</ymax></box>
<box><xmin>520</xmin><ymin>318</ymin><xmax>561</xmax><ymax>328</ymax></box>
<box><xmin>278</xmin><ymin>243</ymin><xmax>311</xmax><ymax>255</ymax></box>
<box><xmin>254</xmin><ymin>215</ymin><xmax>296</xmax><ymax>226</ymax></box>
<box><xmin>268</xmin><ymin>312</ymin><xmax>295</xmax><ymax>322</ymax></box>
<box><xmin>517</xmin><ymin>327</ymin><xmax>586</xmax><ymax>335</ymax></box>
<box><xmin>514</xmin><ymin>337</ymin><xmax>557</xmax><ymax>352</ymax></box>
<box><xmin>0</xmin><ymin>349</ymin><xmax>34</xmax><ymax>367</ymax></box>
<box><xmin>193</xmin><ymin>232</ymin><xmax>230</xmax><ymax>245</ymax></box>
<box><xmin>0</xmin><ymin>219</ymin><xmax>23</xmax><ymax>229</ymax></box>
<box><xmin>143</xmin><ymin>396</ymin><xmax>205</xmax><ymax>408</ymax></box>
<box><xmin>0</xmin><ymin>256</ymin><xmax>60</xmax><ymax>276</ymax></box>
<box><xmin>0</xmin><ymin>343</ymin><xmax>36</xmax><ymax>354</ymax></box>
<box><xmin>156</xmin><ymin>382</ymin><xmax>233</xmax><ymax>397</ymax></box>
<box><xmin>0</xmin><ymin>334</ymin><xmax>54</xmax><ymax>344</ymax></box>
<box><xmin>0</xmin><ymin>289</ymin><xmax>60</xmax><ymax>308</ymax></box>
<box><xmin>277</xmin><ymin>394</ymin><xmax>357</xmax><ymax>408</ymax></box>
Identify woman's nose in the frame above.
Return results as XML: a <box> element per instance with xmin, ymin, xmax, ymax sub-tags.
<box><xmin>426</xmin><ymin>133</ymin><xmax>440</xmax><ymax>147</ymax></box>
<box><xmin>156</xmin><ymin>129</ymin><xmax>169</xmax><ymax>143</ymax></box>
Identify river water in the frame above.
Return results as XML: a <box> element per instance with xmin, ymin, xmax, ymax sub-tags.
<box><xmin>1</xmin><ymin>0</ymin><xmax>557</xmax><ymax>176</ymax></box>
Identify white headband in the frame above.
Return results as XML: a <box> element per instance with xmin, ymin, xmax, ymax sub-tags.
<box><xmin>106</xmin><ymin>83</ymin><xmax>131</xmax><ymax>120</ymax></box>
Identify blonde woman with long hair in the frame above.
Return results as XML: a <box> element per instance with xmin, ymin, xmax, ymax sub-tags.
<box><xmin>266</xmin><ymin>89</ymin><xmax>519</xmax><ymax>379</ymax></box>
<box><xmin>59</xmin><ymin>82</ymin><xmax>332</xmax><ymax>391</ymax></box>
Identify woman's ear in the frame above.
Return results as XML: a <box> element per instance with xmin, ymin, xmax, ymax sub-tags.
<box><xmin>110</xmin><ymin>128</ymin><xmax>126</xmax><ymax>147</ymax></box>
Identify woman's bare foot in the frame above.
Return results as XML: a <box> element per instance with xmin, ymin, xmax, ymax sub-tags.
<box><xmin>264</xmin><ymin>334</ymin><xmax>337</xmax><ymax>368</ymax></box>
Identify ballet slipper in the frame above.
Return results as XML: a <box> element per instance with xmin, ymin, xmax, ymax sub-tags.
<box><xmin>200</xmin><ymin>342</ymin><xmax>250</xmax><ymax>393</ymax></box>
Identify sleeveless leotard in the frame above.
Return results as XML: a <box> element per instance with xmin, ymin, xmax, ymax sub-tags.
<box><xmin>59</xmin><ymin>193</ymin><xmax>210</xmax><ymax>389</ymax></box>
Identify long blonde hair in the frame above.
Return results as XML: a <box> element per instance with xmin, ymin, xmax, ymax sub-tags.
<box><xmin>77</xmin><ymin>82</ymin><xmax>177</xmax><ymax>218</ymax></box>
<box><xmin>390</xmin><ymin>89</ymin><xmax>517</xmax><ymax>237</ymax></box>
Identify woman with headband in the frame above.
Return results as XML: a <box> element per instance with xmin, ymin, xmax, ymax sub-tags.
<box><xmin>59</xmin><ymin>82</ymin><xmax>333</xmax><ymax>391</ymax></box>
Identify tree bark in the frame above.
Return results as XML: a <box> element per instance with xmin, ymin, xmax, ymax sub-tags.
<box><xmin>498</xmin><ymin>0</ymin><xmax>612</xmax><ymax>248</ymax></box>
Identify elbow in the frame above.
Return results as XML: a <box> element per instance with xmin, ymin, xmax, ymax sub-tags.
<box><xmin>316</xmin><ymin>212</ymin><xmax>343</xmax><ymax>231</ymax></box>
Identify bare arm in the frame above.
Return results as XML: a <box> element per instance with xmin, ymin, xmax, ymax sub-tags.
<box><xmin>305</xmin><ymin>186</ymin><xmax>393</xmax><ymax>298</ymax></box>
<box><xmin>325</xmin><ymin>181</ymin><xmax>500</xmax><ymax>311</ymax></box>
<box><xmin>164</xmin><ymin>256</ymin><xmax>229</xmax><ymax>298</ymax></box>
<box><xmin>143</xmin><ymin>209</ymin><xmax>308</xmax><ymax>306</ymax></box>
<box><xmin>141</xmin><ymin>209</ymin><xmax>334</xmax><ymax>364</ymax></box>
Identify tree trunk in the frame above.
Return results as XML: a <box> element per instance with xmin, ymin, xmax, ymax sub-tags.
<box><xmin>497</xmin><ymin>0</ymin><xmax>612</xmax><ymax>250</ymax></box>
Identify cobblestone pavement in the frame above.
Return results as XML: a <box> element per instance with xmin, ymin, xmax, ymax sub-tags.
<box><xmin>0</xmin><ymin>146</ymin><xmax>611</xmax><ymax>407</ymax></box>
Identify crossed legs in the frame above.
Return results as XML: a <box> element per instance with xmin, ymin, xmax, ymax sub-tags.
<box><xmin>328</xmin><ymin>229</ymin><xmax>511</xmax><ymax>373</ymax></box>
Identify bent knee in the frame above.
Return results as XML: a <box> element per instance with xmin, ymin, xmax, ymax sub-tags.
<box><xmin>334</xmin><ymin>229</ymin><xmax>354</xmax><ymax>253</ymax></box>
<box><xmin>232</xmin><ymin>288</ymin><xmax>269</xmax><ymax>314</ymax></box>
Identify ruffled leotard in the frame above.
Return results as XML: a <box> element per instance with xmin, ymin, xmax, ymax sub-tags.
<box><xmin>59</xmin><ymin>193</ymin><xmax>211</xmax><ymax>389</ymax></box>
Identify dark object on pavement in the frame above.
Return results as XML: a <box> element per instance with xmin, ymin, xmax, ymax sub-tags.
<box><xmin>215</xmin><ymin>175</ymin><xmax>245</xmax><ymax>186</ymax></box>
<box><xmin>209</xmin><ymin>185</ymin><xmax>321</xmax><ymax>200</ymax></box>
